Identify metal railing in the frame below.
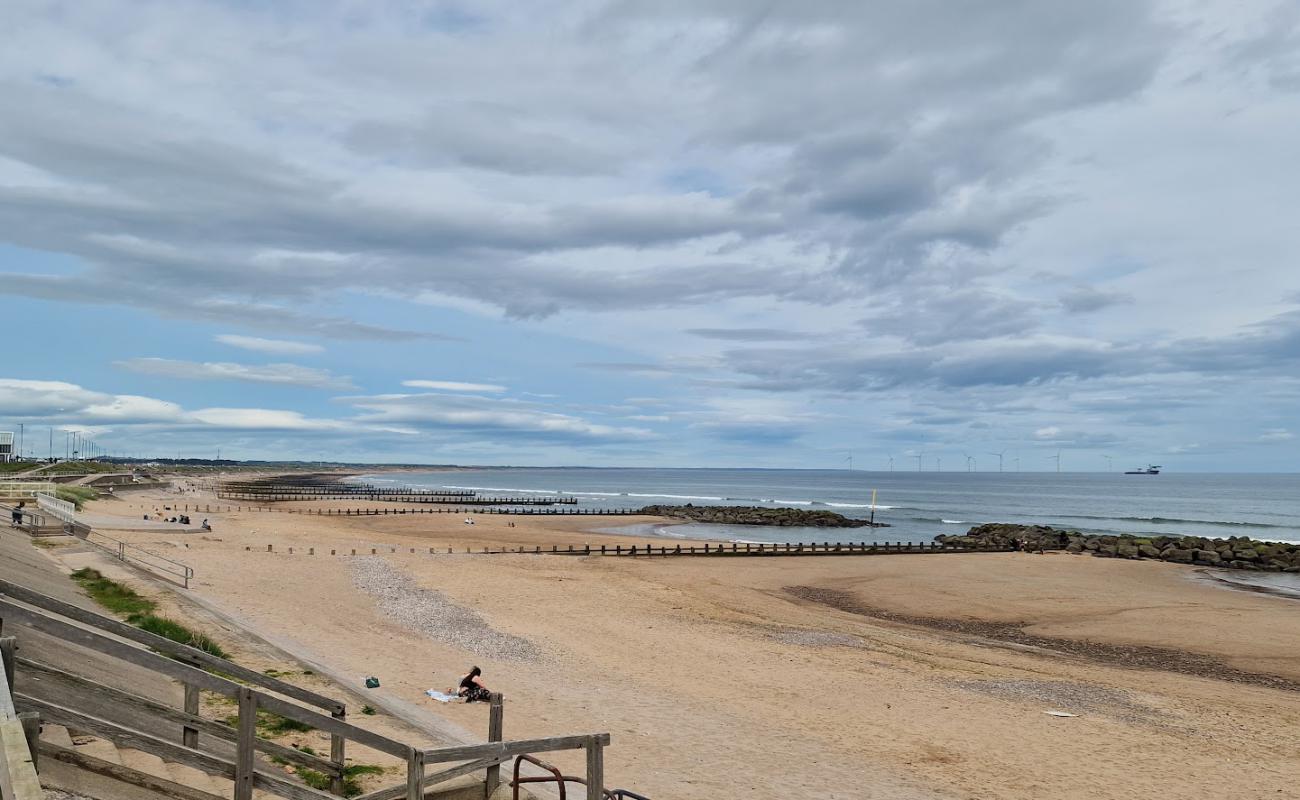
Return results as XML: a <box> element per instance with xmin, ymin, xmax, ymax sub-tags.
<box><xmin>70</xmin><ymin>525</ymin><xmax>196</xmax><ymax>590</ymax></box>
<box><xmin>0</xmin><ymin>484</ymin><xmax>57</xmax><ymax>501</ymax></box>
<box><xmin>34</xmin><ymin>494</ymin><xmax>75</xmax><ymax>525</ymax></box>
<box><xmin>511</xmin><ymin>754</ymin><xmax>648</xmax><ymax>800</ymax></box>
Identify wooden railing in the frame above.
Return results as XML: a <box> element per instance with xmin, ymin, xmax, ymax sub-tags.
<box><xmin>0</xmin><ymin>579</ymin><xmax>613</xmax><ymax>800</ymax></box>
<box><xmin>65</xmin><ymin>525</ymin><xmax>196</xmax><ymax>589</ymax></box>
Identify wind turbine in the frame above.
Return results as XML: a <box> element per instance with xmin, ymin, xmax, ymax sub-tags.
<box><xmin>843</xmin><ymin>454</ymin><xmax>854</xmax><ymax>471</ymax></box>
<box><xmin>963</xmin><ymin>452</ymin><xmax>976</xmax><ymax>472</ymax></box>
<box><xmin>1047</xmin><ymin>451</ymin><xmax>1062</xmax><ymax>473</ymax></box>
<box><xmin>886</xmin><ymin>454</ymin><xmax>894</xmax><ymax>472</ymax></box>
<box><xmin>935</xmin><ymin>456</ymin><xmax>942</xmax><ymax>472</ymax></box>
<box><xmin>987</xmin><ymin>449</ymin><xmax>1005</xmax><ymax>472</ymax></box>
<box><xmin>914</xmin><ymin>452</ymin><xmax>924</xmax><ymax>472</ymax></box>
<box><xmin>1013</xmin><ymin>457</ymin><xmax>1020</xmax><ymax>471</ymax></box>
<box><xmin>1102</xmin><ymin>455</ymin><xmax>1113</xmax><ymax>472</ymax></box>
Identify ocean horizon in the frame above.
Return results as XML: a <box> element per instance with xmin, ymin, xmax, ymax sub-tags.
<box><xmin>356</xmin><ymin>467</ymin><xmax>1300</xmax><ymax>546</ymax></box>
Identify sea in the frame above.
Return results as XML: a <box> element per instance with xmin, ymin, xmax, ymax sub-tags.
<box><xmin>356</xmin><ymin>468</ymin><xmax>1300</xmax><ymax>547</ymax></box>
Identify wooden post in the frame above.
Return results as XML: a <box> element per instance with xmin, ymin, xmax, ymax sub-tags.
<box><xmin>0</xmin><ymin>636</ymin><xmax>15</xmax><ymax>690</ymax></box>
<box><xmin>235</xmin><ymin>688</ymin><xmax>256</xmax><ymax>800</ymax></box>
<box><xmin>330</xmin><ymin>708</ymin><xmax>347</xmax><ymax>796</ymax></box>
<box><xmin>18</xmin><ymin>711</ymin><xmax>39</xmax><ymax>773</ymax></box>
<box><xmin>406</xmin><ymin>747</ymin><xmax>424</xmax><ymax>800</ymax></box>
<box><xmin>182</xmin><ymin>683</ymin><xmax>200</xmax><ymax>748</ymax></box>
<box><xmin>486</xmin><ymin>693</ymin><xmax>503</xmax><ymax>795</ymax></box>
<box><xmin>585</xmin><ymin>736</ymin><xmax>604</xmax><ymax>800</ymax></box>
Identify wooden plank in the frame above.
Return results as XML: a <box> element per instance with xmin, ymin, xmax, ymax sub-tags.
<box><xmin>486</xmin><ymin>694</ymin><xmax>503</xmax><ymax>796</ymax></box>
<box><xmin>422</xmin><ymin>733</ymin><xmax>610</xmax><ymax>765</ymax></box>
<box><xmin>585</xmin><ymin>737</ymin><xmax>604</xmax><ymax>800</ymax></box>
<box><xmin>0</xmin><ymin>717</ymin><xmax>43</xmax><ymax>800</ymax></box>
<box><xmin>17</xmin><ymin>657</ymin><xmax>339</xmax><ymax>776</ymax></box>
<box><xmin>330</xmin><ymin>709</ymin><xmax>346</xmax><ymax>797</ymax></box>
<box><xmin>0</xmin><ymin>637</ymin><xmax>14</xmax><ymax>702</ymax></box>
<box><xmin>0</xmin><ymin>581</ymin><xmax>344</xmax><ymax>714</ymax></box>
<box><xmin>14</xmin><ymin>692</ymin><xmax>234</xmax><ymax>779</ymax></box>
<box><xmin>405</xmin><ymin>747</ymin><xmax>423</xmax><ymax>800</ymax></box>
<box><xmin>352</xmin><ymin>756</ymin><xmax>505</xmax><ymax>800</ymax></box>
<box><xmin>0</xmin><ymin>602</ymin><xmax>408</xmax><ymax>761</ymax></box>
<box><xmin>17</xmin><ymin>713</ymin><xmax>38</xmax><ymax>774</ymax></box>
<box><xmin>183</xmin><ymin>683</ymin><xmax>200</xmax><ymax>749</ymax></box>
<box><xmin>37</xmin><ymin>742</ymin><xmax>227</xmax><ymax>800</ymax></box>
<box><xmin>258</xmin><ymin>695</ymin><xmax>408</xmax><ymax>759</ymax></box>
<box><xmin>253</xmin><ymin>768</ymin><xmax>341</xmax><ymax>800</ymax></box>
<box><xmin>235</xmin><ymin>688</ymin><xmax>256</xmax><ymax>800</ymax></box>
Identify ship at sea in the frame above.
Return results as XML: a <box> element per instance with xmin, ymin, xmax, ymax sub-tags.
<box><xmin>1124</xmin><ymin>464</ymin><xmax>1162</xmax><ymax>475</ymax></box>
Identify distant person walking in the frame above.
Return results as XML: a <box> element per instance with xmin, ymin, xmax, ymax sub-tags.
<box><xmin>10</xmin><ymin>502</ymin><xmax>23</xmax><ymax>527</ymax></box>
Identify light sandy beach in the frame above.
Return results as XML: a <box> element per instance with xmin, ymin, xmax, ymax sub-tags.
<box><xmin>81</xmin><ymin>489</ymin><xmax>1300</xmax><ymax>799</ymax></box>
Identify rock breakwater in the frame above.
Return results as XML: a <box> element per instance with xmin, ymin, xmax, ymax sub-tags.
<box><xmin>639</xmin><ymin>504</ymin><xmax>887</xmax><ymax>528</ymax></box>
<box><xmin>938</xmin><ymin>523</ymin><xmax>1300</xmax><ymax>572</ymax></box>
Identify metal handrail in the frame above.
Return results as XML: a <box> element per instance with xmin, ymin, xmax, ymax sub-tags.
<box><xmin>512</xmin><ymin>754</ymin><xmax>646</xmax><ymax>800</ymax></box>
<box><xmin>71</xmin><ymin>524</ymin><xmax>195</xmax><ymax>590</ymax></box>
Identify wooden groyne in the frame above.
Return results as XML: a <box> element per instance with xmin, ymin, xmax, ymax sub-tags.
<box><xmin>243</xmin><ymin>541</ymin><xmax>1012</xmax><ymax>558</ymax></box>
<box><xmin>169</xmin><ymin>503</ymin><xmax>636</xmax><ymax>516</ymax></box>
<box><xmin>214</xmin><ymin>492</ymin><xmax>577</xmax><ymax>505</ymax></box>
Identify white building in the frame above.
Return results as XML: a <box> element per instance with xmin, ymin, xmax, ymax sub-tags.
<box><xmin>0</xmin><ymin>432</ymin><xmax>12</xmax><ymax>463</ymax></box>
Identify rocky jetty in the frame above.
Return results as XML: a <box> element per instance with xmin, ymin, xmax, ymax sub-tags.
<box><xmin>937</xmin><ymin>523</ymin><xmax>1300</xmax><ymax>572</ymax></box>
<box><xmin>639</xmin><ymin>504</ymin><xmax>887</xmax><ymax>528</ymax></box>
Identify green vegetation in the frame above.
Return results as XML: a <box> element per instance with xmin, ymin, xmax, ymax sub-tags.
<box><xmin>0</xmin><ymin>462</ymin><xmax>36</xmax><ymax>474</ymax></box>
<box><xmin>55</xmin><ymin>485</ymin><xmax>98</xmax><ymax>509</ymax></box>
<box><xmin>262</xmin><ymin>713</ymin><xmax>314</xmax><ymax>735</ymax></box>
<box><xmin>360</xmin><ymin>705</ymin><xmax>376</xmax><ymax>715</ymax></box>
<box><xmin>133</xmin><ymin>615</ymin><xmax>229</xmax><ymax>658</ymax></box>
<box><xmin>69</xmin><ymin>568</ymin><xmax>228</xmax><ymax>658</ymax></box>
<box><xmin>71</xmin><ymin>567</ymin><xmax>155</xmax><ymax>616</ymax></box>
<box><xmin>45</xmin><ymin>461</ymin><xmax>122</xmax><ymax>476</ymax></box>
<box><xmin>297</xmin><ymin>745</ymin><xmax>317</xmax><ymax>756</ymax></box>
<box><xmin>222</xmin><ymin>709</ymin><xmax>315</xmax><ymax>736</ymax></box>
<box><xmin>297</xmin><ymin>764</ymin><xmax>385</xmax><ymax>797</ymax></box>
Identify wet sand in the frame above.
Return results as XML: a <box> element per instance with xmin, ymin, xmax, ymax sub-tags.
<box><xmin>82</xmin><ymin>490</ymin><xmax>1300</xmax><ymax>799</ymax></box>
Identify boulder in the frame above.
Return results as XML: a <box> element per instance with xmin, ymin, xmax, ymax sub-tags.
<box><xmin>1165</xmin><ymin>548</ymin><xmax>1194</xmax><ymax>564</ymax></box>
<box><xmin>1193</xmin><ymin>549</ymin><xmax>1222</xmax><ymax>565</ymax></box>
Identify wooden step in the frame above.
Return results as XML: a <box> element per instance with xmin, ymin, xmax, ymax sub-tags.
<box><xmin>40</xmin><ymin>722</ymin><xmax>76</xmax><ymax>749</ymax></box>
<box><xmin>167</xmin><ymin>762</ymin><xmax>229</xmax><ymax>796</ymax></box>
<box><xmin>120</xmin><ymin>747</ymin><xmax>173</xmax><ymax>780</ymax></box>
<box><xmin>73</xmin><ymin>735</ymin><xmax>124</xmax><ymax>765</ymax></box>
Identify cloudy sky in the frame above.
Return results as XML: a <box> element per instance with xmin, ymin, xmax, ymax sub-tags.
<box><xmin>1</xmin><ymin>0</ymin><xmax>1297</xmax><ymax>470</ymax></box>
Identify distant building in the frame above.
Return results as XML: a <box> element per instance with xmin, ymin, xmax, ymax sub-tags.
<box><xmin>0</xmin><ymin>432</ymin><xmax>12</xmax><ymax>463</ymax></box>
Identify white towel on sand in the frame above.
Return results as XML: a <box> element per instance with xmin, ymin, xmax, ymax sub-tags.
<box><xmin>426</xmin><ymin>689</ymin><xmax>461</xmax><ymax>703</ymax></box>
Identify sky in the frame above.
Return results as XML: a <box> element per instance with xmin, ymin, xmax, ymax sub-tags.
<box><xmin>1</xmin><ymin>0</ymin><xmax>1298</xmax><ymax>471</ymax></box>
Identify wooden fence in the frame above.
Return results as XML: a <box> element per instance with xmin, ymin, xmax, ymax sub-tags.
<box><xmin>169</xmin><ymin>504</ymin><xmax>637</xmax><ymax>517</ymax></box>
<box><xmin>0</xmin><ymin>579</ymin><xmax>614</xmax><ymax>800</ymax></box>
<box><xmin>243</xmin><ymin>541</ymin><xmax>1008</xmax><ymax>558</ymax></box>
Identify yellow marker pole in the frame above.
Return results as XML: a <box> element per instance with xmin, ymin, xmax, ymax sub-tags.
<box><xmin>870</xmin><ymin>489</ymin><xmax>877</xmax><ymax>526</ymax></box>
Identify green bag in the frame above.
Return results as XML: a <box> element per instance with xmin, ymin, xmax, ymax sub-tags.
<box><xmin>364</xmin><ymin>676</ymin><xmax>380</xmax><ymax>689</ymax></box>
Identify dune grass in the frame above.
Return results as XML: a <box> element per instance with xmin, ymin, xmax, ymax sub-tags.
<box><xmin>69</xmin><ymin>567</ymin><xmax>228</xmax><ymax>658</ymax></box>
<box><xmin>55</xmin><ymin>485</ymin><xmax>99</xmax><ymax>509</ymax></box>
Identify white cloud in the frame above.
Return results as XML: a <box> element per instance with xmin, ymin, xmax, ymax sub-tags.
<box><xmin>115</xmin><ymin>358</ymin><xmax>354</xmax><ymax>390</ymax></box>
<box><xmin>215</xmin><ymin>334</ymin><xmax>324</xmax><ymax>356</ymax></box>
<box><xmin>401</xmin><ymin>380</ymin><xmax>507</xmax><ymax>393</ymax></box>
<box><xmin>341</xmin><ymin>392</ymin><xmax>655</xmax><ymax>442</ymax></box>
<box><xmin>1259</xmin><ymin>428</ymin><xmax>1294</xmax><ymax>441</ymax></box>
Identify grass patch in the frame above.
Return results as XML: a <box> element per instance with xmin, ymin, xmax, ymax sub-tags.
<box><xmin>69</xmin><ymin>568</ymin><xmax>228</xmax><ymax>658</ymax></box>
<box><xmin>297</xmin><ymin>764</ymin><xmax>385</xmax><ymax>797</ymax></box>
<box><xmin>55</xmin><ymin>485</ymin><xmax>99</xmax><ymax>509</ymax></box>
<box><xmin>220</xmin><ymin>710</ymin><xmax>314</xmax><ymax>736</ymax></box>
<box><xmin>70</xmin><ymin>568</ymin><xmax>156</xmax><ymax>617</ymax></box>
<box><xmin>132</xmin><ymin>615</ymin><xmax>229</xmax><ymax>658</ymax></box>
<box><xmin>261</xmin><ymin>713</ymin><xmax>314</xmax><ymax>735</ymax></box>
<box><xmin>360</xmin><ymin>705</ymin><xmax>375</xmax><ymax>716</ymax></box>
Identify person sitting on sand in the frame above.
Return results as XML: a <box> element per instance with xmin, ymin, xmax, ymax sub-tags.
<box><xmin>201</xmin><ymin>519</ymin><xmax>212</xmax><ymax>531</ymax></box>
<box><xmin>452</xmin><ymin>667</ymin><xmax>491</xmax><ymax>702</ymax></box>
